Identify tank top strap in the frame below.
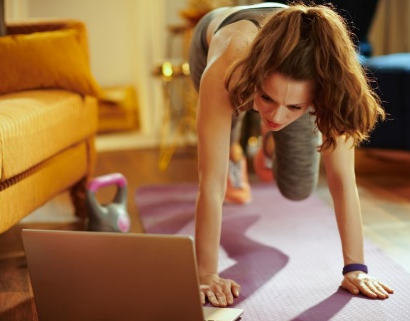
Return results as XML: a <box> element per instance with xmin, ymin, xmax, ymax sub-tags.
<box><xmin>214</xmin><ymin>5</ymin><xmax>287</xmax><ymax>34</ymax></box>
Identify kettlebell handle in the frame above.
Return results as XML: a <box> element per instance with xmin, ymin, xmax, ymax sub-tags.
<box><xmin>88</xmin><ymin>173</ymin><xmax>127</xmax><ymax>192</ymax></box>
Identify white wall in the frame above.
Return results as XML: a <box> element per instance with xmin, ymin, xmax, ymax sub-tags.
<box><xmin>5</xmin><ymin>0</ymin><xmax>188</xmax><ymax>148</ymax></box>
<box><xmin>27</xmin><ymin>0</ymin><xmax>141</xmax><ymax>87</ymax></box>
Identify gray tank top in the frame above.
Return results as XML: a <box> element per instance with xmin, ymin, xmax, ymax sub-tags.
<box><xmin>214</xmin><ymin>4</ymin><xmax>287</xmax><ymax>34</ymax></box>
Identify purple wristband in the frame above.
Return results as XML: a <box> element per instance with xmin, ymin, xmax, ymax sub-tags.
<box><xmin>342</xmin><ymin>263</ymin><xmax>368</xmax><ymax>275</ymax></box>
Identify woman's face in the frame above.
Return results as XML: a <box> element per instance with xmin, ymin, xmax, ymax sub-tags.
<box><xmin>254</xmin><ymin>72</ymin><xmax>314</xmax><ymax>131</ymax></box>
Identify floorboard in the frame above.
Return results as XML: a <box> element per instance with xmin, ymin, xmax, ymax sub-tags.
<box><xmin>0</xmin><ymin>146</ymin><xmax>409</xmax><ymax>320</ymax></box>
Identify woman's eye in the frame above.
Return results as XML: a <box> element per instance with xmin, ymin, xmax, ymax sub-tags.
<box><xmin>290</xmin><ymin>105</ymin><xmax>302</xmax><ymax>110</ymax></box>
<box><xmin>261</xmin><ymin>95</ymin><xmax>271</xmax><ymax>102</ymax></box>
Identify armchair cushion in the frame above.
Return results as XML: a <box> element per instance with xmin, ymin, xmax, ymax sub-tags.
<box><xmin>0</xmin><ymin>89</ymin><xmax>98</xmax><ymax>181</ymax></box>
<box><xmin>0</xmin><ymin>29</ymin><xmax>101</xmax><ymax>97</ymax></box>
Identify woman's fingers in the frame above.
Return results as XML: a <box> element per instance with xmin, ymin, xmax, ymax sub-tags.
<box><xmin>342</xmin><ymin>272</ymin><xmax>394</xmax><ymax>299</ymax></box>
<box><xmin>379</xmin><ymin>281</ymin><xmax>394</xmax><ymax>294</ymax></box>
<box><xmin>221</xmin><ymin>279</ymin><xmax>239</xmax><ymax>305</ymax></box>
<box><xmin>358</xmin><ymin>279</ymin><xmax>380</xmax><ymax>298</ymax></box>
<box><xmin>364</xmin><ymin>279</ymin><xmax>390</xmax><ymax>298</ymax></box>
<box><xmin>199</xmin><ymin>276</ymin><xmax>241</xmax><ymax>307</ymax></box>
<box><xmin>231</xmin><ymin>280</ymin><xmax>241</xmax><ymax>297</ymax></box>
<box><xmin>207</xmin><ymin>290</ymin><xmax>220</xmax><ymax>306</ymax></box>
<box><xmin>199</xmin><ymin>286</ymin><xmax>207</xmax><ymax>305</ymax></box>
<box><xmin>215</xmin><ymin>291</ymin><xmax>227</xmax><ymax>306</ymax></box>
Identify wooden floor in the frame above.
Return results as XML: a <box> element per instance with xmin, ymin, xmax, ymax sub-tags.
<box><xmin>0</xmin><ymin>146</ymin><xmax>409</xmax><ymax>320</ymax></box>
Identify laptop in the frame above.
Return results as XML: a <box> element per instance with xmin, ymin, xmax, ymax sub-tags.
<box><xmin>22</xmin><ymin>229</ymin><xmax>243</xmax><ymax>321</ymax></box>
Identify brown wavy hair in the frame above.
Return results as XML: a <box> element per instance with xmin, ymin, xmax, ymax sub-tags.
<box><xmin>225</xmin><ymin>2</ymin><xmax>385</xmax><ymax>151</ymax></box>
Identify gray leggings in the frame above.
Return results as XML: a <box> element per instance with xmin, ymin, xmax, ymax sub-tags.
<box><xmin>189</xmin><ymin>10</ymin><xmax>321</xmax><ymax>201</ymax></box>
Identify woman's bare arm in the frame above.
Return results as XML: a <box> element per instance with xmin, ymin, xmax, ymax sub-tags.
<box><xmin>194</xmin><ymin>23</ymin><xmax>252</xmax><ymax>307</ymax></box>
<box><xmin>322</xmin><ymin>136</ymin><xmax>393</xmax><ymax>298</ymax></box>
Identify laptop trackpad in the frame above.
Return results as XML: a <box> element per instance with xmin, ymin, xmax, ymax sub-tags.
<box><xmin>203</xmin><ymin>307</ymin><xmax>243</xmax><ymax>321</ymax></box>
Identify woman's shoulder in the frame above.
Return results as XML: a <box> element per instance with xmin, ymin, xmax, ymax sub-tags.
<box><xmin>205</xmin><ymin>24</ymin><xmax>252</xmax><ymax>74</ymax></box>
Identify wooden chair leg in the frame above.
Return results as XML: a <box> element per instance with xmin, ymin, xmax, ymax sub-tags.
<box><xmin>69</xmin><ymin>176</ymin><xmax>89</xmax><ymax>219</ymax></box>
<box><xmin>0</xmin><ymin>0</ymin><xmax>6</xmax><ymax>36</ymax></box>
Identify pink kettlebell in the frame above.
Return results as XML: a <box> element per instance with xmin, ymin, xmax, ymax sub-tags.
<box><xmin>86</xmin><ymin>173</ymin><xmax>131</xmax><ymax>233</ymax></box>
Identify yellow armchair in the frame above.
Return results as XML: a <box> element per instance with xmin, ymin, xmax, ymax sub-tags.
<box><xmin>0</xmin><ymin>19</ymin><xmax>100</xmax><ymax>234</ymax></box>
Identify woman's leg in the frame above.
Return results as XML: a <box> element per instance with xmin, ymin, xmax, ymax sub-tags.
<box><xmin>253</xmin><ymin>121</ymin><xmax>275</xmax><ymax>182</ymax></box>
<box><xmin>272</xmin><ymin>112</ymin><xmax>321</xmax><ymax>200</ymax></box>
<box><xmin>226</xmin><ymin>113</ymin><xmax>251</xmax><ymax>204</ymax></box>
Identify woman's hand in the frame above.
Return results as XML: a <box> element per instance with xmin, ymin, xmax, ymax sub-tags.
<box><xmin>199</xmin><ymin>274</ymin><xmax>241</xmax><ymax>307</ymax></box>
<box><xmin>341</xmin><ymin>271</ymin><xmax>394</xmax><ymax>299</ymax></box>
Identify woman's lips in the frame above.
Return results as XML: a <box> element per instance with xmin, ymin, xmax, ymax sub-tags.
<box><xmin>265</xmin><ymin>120</ymin><xmax>282</xmax><ymax>130</ymax></box>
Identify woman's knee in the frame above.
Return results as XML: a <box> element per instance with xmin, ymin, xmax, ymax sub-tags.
<box><xmin>272</xmin><ymin>151</ymin><xmax>319</xmax><ymax>201</ymax></box>
<box><xmin>276</xmin><ymin>179</ymin><xmax>316</xmax><ymax>201</ymax></box>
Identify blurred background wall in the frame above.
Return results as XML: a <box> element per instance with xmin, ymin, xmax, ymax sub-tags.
<box><xmin>4</xmin><ymin>0</ymin><xmax>409</xmax><ymax>149</ymax></box>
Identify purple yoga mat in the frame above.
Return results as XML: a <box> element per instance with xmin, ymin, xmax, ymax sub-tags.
<box><xmin>136</xmin><ymin>183</ymin><xmax>410</xmax><ymax>320</ymax></box>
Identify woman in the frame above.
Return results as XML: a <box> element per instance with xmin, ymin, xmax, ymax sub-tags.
<box><xmin>188</xmin><ymin>2</ymin><xmax>394</xmax><ymax>307</ymax></box>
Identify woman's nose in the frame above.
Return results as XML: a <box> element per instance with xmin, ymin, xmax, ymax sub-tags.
<box><xmin>269</xmin><ymin>105</ymin><xmax>286</xmax><ymax>123</ymax></box>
